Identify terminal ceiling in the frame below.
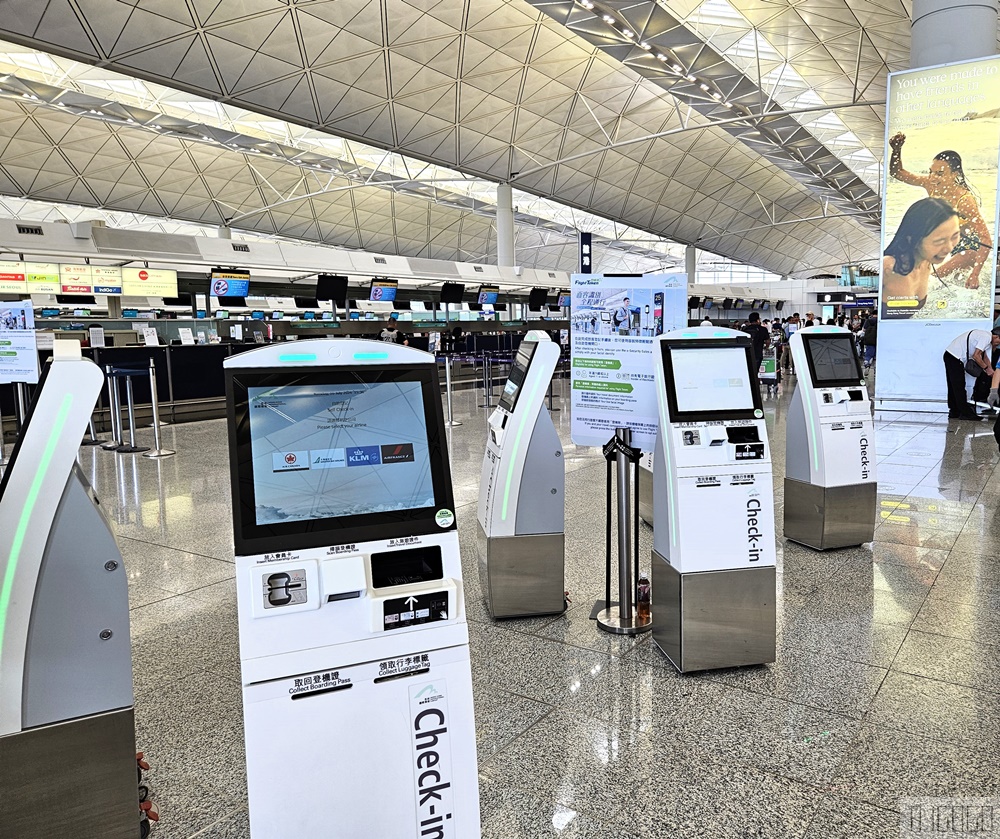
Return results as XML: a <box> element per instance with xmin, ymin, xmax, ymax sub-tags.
<box><xmin>0</xmin><ymin>0</ymin><xmax>926</xmax><ymax>276</ymax></box>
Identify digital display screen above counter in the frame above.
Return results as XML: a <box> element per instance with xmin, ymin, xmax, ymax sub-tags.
<box><xmin>369</xmin><ymin>279</ymin><xmax>397</xmax><ymax>302</ymax></box>
<box><xmin>802</xmin><ymin>334</ymin><xmax>864</xmax><ymax>387</ymax></box>
<box><xmin>477</xmin><ymin>285</ymin><xmax>499</xmax><ymax>305</ymax></box>
<box><xmin>661</xmin><ymin>339</ymin><xmax>762</xmax><ymax>423</ymax></box>
<box><xmin>227</xmin><ymin>364</ymin><xmax>456</xmax><ymax>554</ymax></box>
<box><xmin>498</xmin><ymin>340</ymin><xmax>539</xmax><ymax>413</ymax></box>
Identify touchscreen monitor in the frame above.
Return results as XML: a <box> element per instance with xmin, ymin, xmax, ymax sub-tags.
<box><xmin>802</xmin><ymin>334</ymin><xmax>863</xmax><ymax>387</ymax></box>
<box><xmin>498</xmin><ymin>340</ymin><xmax>539</xmax><ymax>413</ymax></box>
<box><xmin>477</xmin><ymin>285</ymin><xmax>499</xmax><ymax>305</ymax></box>
<box><xmin>661</xmin><ymin>339</ymin><xmax>762</xmax><ymax>422</ymax></box>
<box><xmin>251</xmin><ymin>311</ymin><xmax>265</xmax><ymax>320</ymax></box>
<box><xmin>369</xmin><ymin>279</ymin><xmax>398</xmax><ymax>302</ymax></box>
<box><xmin>227</xmin><ymin>364</ymin><xmax>454</xmax><ymax>553</ymax></box>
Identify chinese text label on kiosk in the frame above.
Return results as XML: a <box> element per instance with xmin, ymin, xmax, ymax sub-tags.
<box><xmin>225</xmin><ymin>339</ymin><xmax>481</xmax><ymax>839</ymax></box>
<box><xmin>0</xmin><ymin>342</ymin><xmax>138</xmax><ymax>839</ymax></box>
<box><xmin>651</xmin><ymin>327</ymin><xmax>776</xmax><ymax>673</ymax></box>
<box><xmin>785</xmin><ymin>326</ymin><xmax>876</xmax><ymax>549</ymax></box>
<box><xmin>477</xmin><ymin>332</ymin><xmax>565</xmax><ymax>618</ymax></box>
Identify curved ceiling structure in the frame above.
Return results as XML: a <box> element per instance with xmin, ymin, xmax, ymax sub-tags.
<box><xmin>0</xmin><ymin>0</ymin><xmax>921</xmax><ymax>275</ymax></box>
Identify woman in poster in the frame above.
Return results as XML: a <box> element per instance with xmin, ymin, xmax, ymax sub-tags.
<box><xmin>882</xmin><ymin>197</ymin><xmax>960</xmax><ymax>318</ymax></box>
<box><xmin>888</xmin><ymin>133</ymin><xmax>992</xmax><ymax>289</ymax></box>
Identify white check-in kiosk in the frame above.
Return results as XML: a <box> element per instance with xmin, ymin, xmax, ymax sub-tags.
<box><xmin>225</xmin><ymin>339</ymin><xmax>480</xmax><ymax>839</ymax></box>
<box><xmin>477</xmin><ymin>331</ymin><xmax>565</xmax><ymax>618</ymax></box>
<box><xmin>0</xmin><ymin>343</ymin><xmax>137</xmax><ymax>839</ymax></box>
<box><xmin>651</xmin><ymin>327</ymin><xmax>776</xmax><ymax>672</ymax></box>
<box><xmin>784</xmin><ymin>326</ymin><xmax>876</xmax><ymax>549</ymax></box>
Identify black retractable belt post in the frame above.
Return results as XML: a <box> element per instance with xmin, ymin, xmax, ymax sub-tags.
<box><xmin>595</xmin><ymin>427</ymin><xmax>652</xmax><ymax>635</ymax></box>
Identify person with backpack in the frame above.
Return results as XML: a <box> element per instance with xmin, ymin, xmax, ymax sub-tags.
<box><xmin>611</xmin><ymin>297</ymin><xmax>631</xmax><ymax>332</ymax></box>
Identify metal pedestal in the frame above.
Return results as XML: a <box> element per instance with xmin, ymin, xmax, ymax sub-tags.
<box><xmin>783</xmin><ymin>478</ymin><xmax>877</xmax><ymax>550</ymax></box>
<box><xmin>651</xmin><ymin>552</ymin><xmax>776</xmax><ymax>673</ymax></box>
<box><xmin>0</xmin><ymin>708</ymin><xmax>138</xmax><ymax>839</ymax></box>
<box><xmin>477</xmin><ymin>525</ymin><xmax>566</xmax><ymax>618</ymax></box>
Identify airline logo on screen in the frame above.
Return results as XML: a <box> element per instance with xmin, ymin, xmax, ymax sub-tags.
<box><xmin>270</xmin><ymin>445</ymin><xmax>414</xmax><ymax>472</ymax></box>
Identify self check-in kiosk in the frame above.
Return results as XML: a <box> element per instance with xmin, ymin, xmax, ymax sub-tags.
<box><xmin>784</xmin><ymin>326</ymin><xmax>876</xmax><ymax>549</ymax></box>
<box><xmin>0</xmin><ymin>342</ymin><xmax>137</xmax><ymax>839</ymax></box>
<box><xmin>651</xmin><ymin>327</ymin><xmax>776</xmax><ymax>672</ymax></box>
<box><xmin>225</xmin><ymin>339</ymin><xmax>481</xmax><ymax>838</ymax></box>
<box><xmin>477</xmin><ymin>331</ymin><xmax>565</xmax><ymax>618</ymax></box>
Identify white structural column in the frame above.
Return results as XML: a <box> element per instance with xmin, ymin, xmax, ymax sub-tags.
<box><xmin>685</xmin><ymin>245</ymin><xmax>697</xmax><ymax>282</ymax></box>
<box><xmin>496</xmin><ymin>183</ymin><xmax>515</xmax><ymax>267</ymax></box>
<box><xmin>911</xmin><ymin>0</ymin><xmax>998</xmax><ymax>67</ymax></box>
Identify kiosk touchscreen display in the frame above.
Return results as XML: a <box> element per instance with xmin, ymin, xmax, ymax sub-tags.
<box><xmin>228</xmin><ymin>365</ymin><xmax>454</xmax><ymax>552</ymax></box>
<box><xmin>498</xmin><ymin>340</ymin><xmax>538</xmax><ymax>413</ymax></box>
<box><xmin>802</xmin><ymin>335</ymin><xmax>863</xmax><ymax>387</ymax></box>
<box><xmin>662</xmin><ymin>341</ymin><xmax>762</xmax><ymax>422</ymax></box>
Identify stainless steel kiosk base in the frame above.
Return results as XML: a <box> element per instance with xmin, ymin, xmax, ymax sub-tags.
<box><xmin>638</xmin><ymin>462</ymin><xmax>654</xmax><ymax>527</ymax></box>
<box><xmin>0</xmin><ymin>708</ymin><xmax>138</xmax><ymax>839</ymax></box>
<box><xmin>783</xmin><ymin>477</ymin><xmax>877</xmax><ymax>550</ymax></box>
<box><xmin>651</xmin><ymin>552</ymin><xmax>776</xmax><ymax>673</ymax></box>
<box><xmin>477</xmin><ymin>525</ymin><xmax>566</xmax><ymax>618</ymax></box>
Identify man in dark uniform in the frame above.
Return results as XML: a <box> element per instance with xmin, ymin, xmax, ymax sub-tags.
<box><xmin>379</xmin><ymin>317</ymin><xmax>409</xmax><ymax>345</ymax></box>
<box><xmin>742</xmin><ymin>311</ymin><xmax>768</xmax><ymax>373</ymax></box>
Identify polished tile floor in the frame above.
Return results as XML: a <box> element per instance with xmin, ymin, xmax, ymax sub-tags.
<box><xmin>58</xmin><ymin>371</ymin><xmax>1000</xmax><ymax>838</ymax></box>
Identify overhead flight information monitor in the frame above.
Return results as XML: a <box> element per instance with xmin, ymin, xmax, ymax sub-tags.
<box><xmin>478</xmin><ymin>284</ymin><xmax>499</xmax><ymax>304</ymax></box>
<box><xmin>225</xmin><ymin>340</ymin><xmax>480</xmax><ymax>838</ymax></box>
<box><xmin>368</xmin><ymin>278</ymin><xmax>398</xmax><ymax>302</ymax></box>
<box><xmin>651</xmin><ymin>327</ymin><xmax>775</xmax><ymax>673</ymax></box>
<box><xmin>785</xmin><ymin>326</ymin><xmax>875</xmax><ymax>549</ymax></box>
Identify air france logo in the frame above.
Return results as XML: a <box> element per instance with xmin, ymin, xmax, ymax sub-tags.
<box><xmin>347</xmin><ymin>446</ymin><xmax>381</xmax><ymax>467</ymax></box>
<box><xmin>381</xmin><ymin>443</ymin><xmax>415</xmax><ymax>463</ymax></box>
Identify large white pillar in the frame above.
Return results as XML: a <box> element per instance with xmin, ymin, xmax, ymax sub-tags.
<box><xmin>496</xmin><ymin>183</ymin><xmax>515</xmax><ymax>267</ymax></box>
<box><xmin>911</xmin><ymin>0</ymin><xmax>998</xmax><ymax>67</ymax></box>
<box><xmin>684</xmin><ymin>245</ymin><xmax>697</xmax><ymax>282</ymax></box>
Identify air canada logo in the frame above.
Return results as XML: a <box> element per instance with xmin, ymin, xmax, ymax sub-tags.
<box><xmin>284</xmin><ymin>453</ymin><xmax>297</xmax><ymax>466</ymax></box>
<box><xmin>381</xmin><ymin>443</ymin><xmax>415</xmax><ymax>463</ymax></box>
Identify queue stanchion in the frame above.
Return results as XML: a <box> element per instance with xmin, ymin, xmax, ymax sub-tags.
<box><xmin>101</xmin><ymin>367</ymin><xmax>124</xmax><ymax>451</ymax></box>
<box><xmin>596</xmin><ymin>427</ymin><xmax>651</xmax><ymax>636</ymax></box>
<box><xmin>80</xmin><ymin>417</ymin><xmax>104</xmax><ymax>446</ymax></box>
<box><xmin>142</xmin><ymin>357</ymin><xmax>175</xmax><ymax>459</ymax></box>
<box><xmin>13</xmin><ymin>382</ymin><xmax>29</xmax><ymax>433</ymax></box>
<box><xmin>444</xmin><ymin>354</ymin><xmax>462</xmax><ymax>428</ymax></box>
<box><xmin>115</xmin><ymin>369</ymin><xmax>149</xmax><ymax>454</ymax></box>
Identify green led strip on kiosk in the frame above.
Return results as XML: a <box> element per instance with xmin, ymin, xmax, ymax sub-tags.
<box><xmin>500</xmin><ymin>369</ymin><xmax>544</xmax><ymax>522</ymax></box>
<box><xmin>0</xmin><ymin>394</ymin><xmax>74</xmax><ymax>676</ymax></box>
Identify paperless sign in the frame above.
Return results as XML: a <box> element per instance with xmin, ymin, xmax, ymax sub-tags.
<box><xmin>0</xmin><ymin>262</ymin><xmax>27</xmax><ymax>294</ymax></box>
<box><xmin>122</xmin><ymin>267</ymin><xmax>178</xmax><ymax>297</ymax></box>
<box><xmin>25</xmin><ymin>263</ymin><xmax>60</xmax><ymax>294</ymax></box>
<box><xmin>60</xmin><ymin>264</ymin><xmax>93</xmax><ymax>294</ymax></box>
<box><xmin>0</xmin><ymin>300</ymin><xmax>39</xmax><ymax>385</ymax></box>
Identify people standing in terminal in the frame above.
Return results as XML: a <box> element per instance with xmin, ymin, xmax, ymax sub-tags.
<box><xmin>379</xmin><ymin>318</ymin><xmax>409</xmax><ymax>345</ymax></box>
<box><xmin>943</xmin><ymin>328</ymin><xmax>999</xmax><ymax>420</ymax></box>
<box><xmin>781</xmin><ymin>314</ymin><xmax>800</xmax><ymax>374</ymax></box>
<box><xmin>889</xmin><ymin>133</ymin><xmax>992</xmax><ymax>289</ymax></box>
<box><xmin>742</xmin><ymin>311</ymin><xmax>768</xmax><ymax>372</ymax></box>
<box><xmin>863</xmin><ymin>311</ymin><xmax>877</xmax><ymax>368</ymax></box>
<box><xmin>882</xmin><ymin>198</ymin><xmax>961</xmax><ymax>317</ymax></box>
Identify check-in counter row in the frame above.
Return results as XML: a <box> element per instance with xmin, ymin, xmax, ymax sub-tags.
<box><xmin>0</xmin><ymin>344</ymin><xmax>249</xmax><ymax>436</ymax></box>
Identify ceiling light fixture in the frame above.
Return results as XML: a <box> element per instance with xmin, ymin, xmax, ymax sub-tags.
<box><xmin>602</xmin><ymin>14</ymin><xmax>615</xmax><ymax>23</ymax></box>
<box><xmin>622</xmin><ymin>29</ymin><xmax>633</xmax><ymax>38</ymax></box>
<box><xmin>639</xmin><ymin>42</ymin><xmax>651</xmax><ymax>50</ymax></box>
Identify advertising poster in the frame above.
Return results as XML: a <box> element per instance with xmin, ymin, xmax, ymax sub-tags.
<box><xmin>122</xmin><ymin>267</ymin><xmax>178</xmax><ymax>297</ymax></box>
<box><xmin>570</xmin><ymin>273</ymin><xmax>687</xmax><ymax>449</ymax></box>
<box><xmin>877</xmin><ymin>56</ymin><xmax>1000</xmax><ymax>409</ymax></box>
<box><xmin>0</xmin><ymin>300</ymin><xmax>39</xmax><ymax>384</ymax></box>
<box><xmin>0</xmin><ymin>262</ymin><xmax>27</xmax><ymax>294</ymax></box>
<box><xmin>60</xmin><ymin>264</ymin><xmax>93</xmax><ymax>294</ymax></box>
